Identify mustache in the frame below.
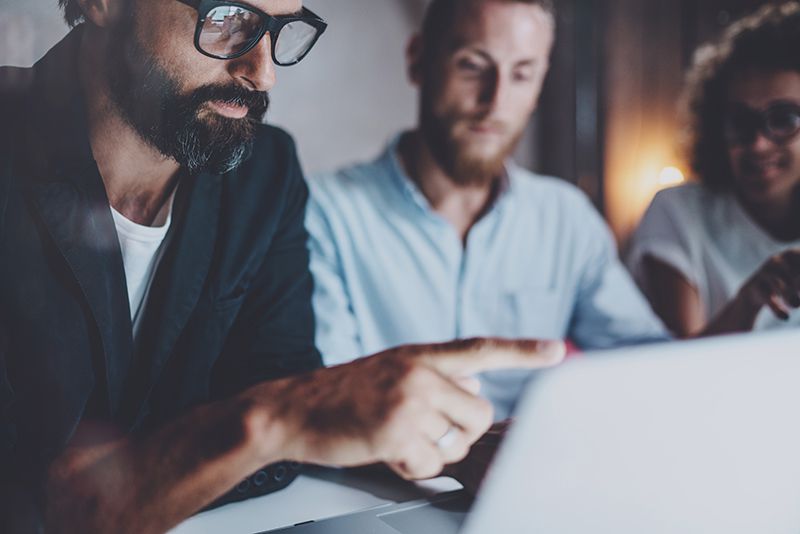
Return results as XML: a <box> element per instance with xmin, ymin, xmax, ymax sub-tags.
<box><xmin>464</xmin><ymin>117</ymin><xmax>509</xmax><ymax>133</ymax></box>
<box><xmin>189</xmin><ymin>83</ymin><xmax>270</xmax><ymax>119</ymax></box>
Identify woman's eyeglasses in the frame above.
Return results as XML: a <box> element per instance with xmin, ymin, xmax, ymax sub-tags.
<box><xmin>724</xmin><ymin>102</ymin><xmax>800</xmax><ymax>146</ymax></box>
<box><xmin>176</xmin><ymin>0</ymin><xmax>327</xmax><ymax>65</ymax></box>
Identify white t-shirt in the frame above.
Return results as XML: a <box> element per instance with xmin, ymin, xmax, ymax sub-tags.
<box><xmin>627</xmin><ymin>183</ymin><xmax>800</xmax><ymax>331</ymax></box>
<box><xmin>110</xmin><ymin>194</ymin><xmax>175</xmax><ymax>337</ymax></box>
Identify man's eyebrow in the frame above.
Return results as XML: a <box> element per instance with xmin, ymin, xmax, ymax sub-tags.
<box><xmin>449</xmin><ymin>43</ymin><xmax>493</xmax><ymax>61</ymax></box>
<box><xmin>513</xmin><ymin>58</ymin><xmax>538</xmax><ymax>69</ymax></box>
<box><xmin>243</xmin><ymin>1</ymin><xmax>303</xmax><ymax>17</ymax></box>
<box><xmin>448</xmin><ymin>45</ymin><xmax>538</xmax><ymax>70</ymax></box>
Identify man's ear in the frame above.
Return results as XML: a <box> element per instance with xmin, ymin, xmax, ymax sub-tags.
<box><xmin>75</xmin><ymin>0</ymin><xmax>127</xmax><ymax>28</ymax></box>
<box><xmin>406</xmin><ymin>33</ymin><xmax>424</xmax><ymax>87</ymax></box>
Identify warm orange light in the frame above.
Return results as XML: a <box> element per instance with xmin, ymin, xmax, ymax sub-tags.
<box><xmin>606</xmin><ymin>140</ymin><xmax>687</xmax><ymax>245</ymax></box>
<box><xmin>658</xmin><ymin>166</ymin><xmax>685</xmax><ymax>187</ymax></box>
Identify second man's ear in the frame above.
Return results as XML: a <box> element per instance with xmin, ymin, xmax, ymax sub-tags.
<box><xmin>406</xmin><ymin>33</ymin><xmax>424</xmax><ymax>87</ymax></box>
<box><xmin>75</xmin><ymin>0</ymin><xmax>128</xmax><ymax>28</ymax></box>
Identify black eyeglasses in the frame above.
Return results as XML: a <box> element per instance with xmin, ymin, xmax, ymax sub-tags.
<box><xmin>176</xmin><ymin>0</ymin><xmax>327</xmax><ymax>65</ymax></box>
<box><xmin>724</xmin><ymin>102</ymin><xmax>800</xmax><ymax>146</ymax></box>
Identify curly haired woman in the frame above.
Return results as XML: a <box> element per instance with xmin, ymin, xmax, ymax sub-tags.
<box><xmin>628</xmin><ymin>2</ymin><xmax>800</xmax><ymax>337</ymax></box>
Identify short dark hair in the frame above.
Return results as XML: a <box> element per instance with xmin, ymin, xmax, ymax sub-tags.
<box><xmin>683</xmin><ymin>2</ymin><xmax>800</xmax><ymax>191</ymax></box>
<box><xmin>58</xmin><ymin>0</ymin><xmax>85</xmax><ymax>27</ymax></box>
<box><xmin>420</xmin><ymin>0</ymin><xmax>556</xmax><ymax>54</ymax></box>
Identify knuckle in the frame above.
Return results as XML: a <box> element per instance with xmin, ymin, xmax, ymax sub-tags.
<box><xmin>405</xmin><ymin>365</ymin><xmax>441</xmax><ymax>400</ymax></box>
<box><xmin>474</xmin><ymin>397</ymin><xmax>495</xmax><ymax>426</ymax></box>
<box><xmin>415</xmin><ymin>458</ymin><xmax>445</xmax><ymax>480</ymax></box>
<box><xmin>404</xmin><ymin>364</ymin><xmax>436</xmax><ymax>389</ymax></box>
<box><xmin>444</xmin><ymin>441</ymin><xmax>471</xmax><ymax>464</ymax></box>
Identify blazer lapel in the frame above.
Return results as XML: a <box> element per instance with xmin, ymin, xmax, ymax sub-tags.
<box><xmin>122</xmin><ymin>171</ymin><xmax>221</xmax><ymax>425</ymax></box>
<box><xmin>20</xmin><ymin>28</ymin><xmax>136</xmax><ymax>417</ymax></box>
<box><xmin>30</xmin><ymin>171</ymin><xmax>134</xmax><ymax>416</ymax></box>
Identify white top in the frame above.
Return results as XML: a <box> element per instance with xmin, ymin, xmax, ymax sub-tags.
<box><xmin>110</xmin><ymin>194</ymin><xmax>175</xmax><ymax>337</ymax></box>
<box><xmin>627</xmin><ymin>183</ymin><xmax>800</xmax><ymax>331</ymax></box>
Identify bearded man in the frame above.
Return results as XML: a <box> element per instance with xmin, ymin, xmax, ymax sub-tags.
<box><xmin>307</xmin><ymin>0</ymin><xmax>669</xmax><ymax>419</ymax></box>
<box><xmin>0</xmin><ymin>0</ymin><xmax>567</xmax><ymax>532</ymax></box>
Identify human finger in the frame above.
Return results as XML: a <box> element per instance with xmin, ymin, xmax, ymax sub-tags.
<box><xmin>420</xmin><ymin>338</ymin><xmax>566</xmax><ymax>377</ymax></box>
<box><xmin>388</xmin><ymin>440</ymin><xmax>446</xmax><ymax>481</ymax></box>
<box><xmin>417</xmin><ymin>411</ymin><xmax>453</xmax><ymax>447</ymax></box>
<box><xmin>454</xmin><ymin>376</ymin><xmax>482</xmax><ymax>395</ymax></box>
<box><xmin>754</xmin><ymin>273</ymin><xmax>790</xmax><ymax>311</ymax></box>
<box><xmin>767</xmin><ymin>293</ymin><xmax>791</xmax><ymax>320</ymax></box>
<box><xmin>429</xmin><ymin>379</ymin><xmax>494</xmax><ymax>446</ymax></box>
<box><xmin>762</xmin><ymin>258</ymin><xmax>800</xmax><ymax>306</ymax></box>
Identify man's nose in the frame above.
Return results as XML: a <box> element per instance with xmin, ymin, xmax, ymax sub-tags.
<box><xmin>478</xmin><ymin>69</ymin><xmax>514</xmax><ymax>116</ymax></box>
<box><xmin>478</xmin><ymin>68</ymin><xmax>502</xmax><ymax>112</ymax></box>
<box><xmin>228</xmin><ymin>34</ymin><xmax>277</xmax><ymax>92</ymax></box>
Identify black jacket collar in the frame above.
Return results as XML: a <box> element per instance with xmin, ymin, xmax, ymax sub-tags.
<box><xmin>15</xmin><ymin>28</ymin><xmax>222</xmax><ymax>424</ymax></box>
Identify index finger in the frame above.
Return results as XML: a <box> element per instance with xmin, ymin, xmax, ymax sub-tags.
<box><xmin>418</xmin><ymin>338</ymin><xmax>566</xmax><ymax>376</ymax></box>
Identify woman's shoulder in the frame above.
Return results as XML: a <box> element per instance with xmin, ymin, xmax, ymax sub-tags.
<box><xmin>647</xmin><ymin>182</ymin><xmax>737</xmax><ymax>226</ymax></box>
<box><xmin>650</xmin><ymin>182</ymin><xmax>718</xmax><ymax>210</ymax></box>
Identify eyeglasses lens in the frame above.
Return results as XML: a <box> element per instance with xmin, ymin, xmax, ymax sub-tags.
<box><xmin>765</xmin><ymin>106</ymin><xmax>800</xmax><ymax>141</ymax></box>
<box><xmin>725</xmin><ymin>106</ymin><xmax>800</xmax><ymax>145</ymax></box>
<box><xmin>199</xmin><ymin>6</ymin><xmax>262</xmax><ymax>58</ymax></box>
<box><xmin>274</xmin><ymin>19</ymin><xmax>319</xmax><ymax>64</ymax></box>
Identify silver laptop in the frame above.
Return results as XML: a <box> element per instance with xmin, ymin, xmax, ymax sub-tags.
<box><xmin>265</xmin><ymin>330</ymin><xmax>800</xmax><ymax>534</ymax></box>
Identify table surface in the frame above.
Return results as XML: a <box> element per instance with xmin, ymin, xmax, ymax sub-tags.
<box><xmin>168</xmin><ymin>468</ymin><xmax>463</xmax><ymax>534</ymax></box>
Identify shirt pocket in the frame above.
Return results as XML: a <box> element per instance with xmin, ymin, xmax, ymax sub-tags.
<box><xmin>494</xmin><ymin>286</ymin><xmax>570</xmax><ymax>340</ymax></box>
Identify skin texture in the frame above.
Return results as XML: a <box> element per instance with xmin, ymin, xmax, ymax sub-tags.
<box><xmin>400</xmin><ymin>0</ymin><xmax>554</xmax><ymax>242</ymax></box>
<box><xmin>643</xmin><ymin>69</ymin><xmax>800</xmax><ymax>337</ymax></box>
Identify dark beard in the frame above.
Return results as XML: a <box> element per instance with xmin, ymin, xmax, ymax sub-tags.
<box><xmin>419</xmin><ymin>93</ymin><xmax>520</xmax><ymax>187</ymax></box>
<box><xmin>106</xmin><ymin>23</ymin><xmax>269</xmax><ymax>175</ymax></box>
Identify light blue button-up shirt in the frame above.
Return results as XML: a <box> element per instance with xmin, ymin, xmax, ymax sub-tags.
<box><xmin>306</xmin><ymin>135</ymin><xmax>669</xmax><ymax>418</ymax></box>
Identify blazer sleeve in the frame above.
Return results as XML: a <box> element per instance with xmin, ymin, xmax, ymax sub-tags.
<box><xmin>0</xmin><ymin>308</ymin><xmax>45</xmax><ymax>533</ymax></box>
<box><xmin>0</xmin><ymin>102</ymin><xmax>43</xmax><ymax>532</ymax></box>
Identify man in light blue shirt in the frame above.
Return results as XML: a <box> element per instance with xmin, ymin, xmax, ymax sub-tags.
<box><xmin>307</xmin><ymin>0</ymin><xmax>669</xmax><ymax>419</ymax></box>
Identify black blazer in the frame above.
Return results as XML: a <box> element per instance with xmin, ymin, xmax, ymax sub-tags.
<box><xmin>0</xmin><ymin>30</ymin><xmax>321</xmax><ymax>530</ymax></box>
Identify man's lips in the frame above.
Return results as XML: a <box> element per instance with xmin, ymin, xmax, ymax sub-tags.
<box><xmin>207</xmin><ymin>100</ymin><xmax>249</xmax><ymax>119</ymax></box>
<box><xmin>467</xmin><ymin>122</ymin><xmax>506</xmax><ymax>135</ymax></box>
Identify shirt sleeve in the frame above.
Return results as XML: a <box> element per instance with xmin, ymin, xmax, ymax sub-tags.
<box><xmin>569</xmin><ymin>196</ymin><xmax>671</xmax><ymax>350</ymax></box>
<box><xmin>305</xmin><ymin>180</ymin><xmax>365</xmax><ymax>366</ymax></box>
<box><xmin>626</xmin><ymin>188</ymin><xmax>700</xmax><ymax>295</ymax></box>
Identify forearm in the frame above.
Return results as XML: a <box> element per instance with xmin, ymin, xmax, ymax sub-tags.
<box><xmin>46</xmin><ymin>393</ymin><xmax>285</xmax><ymax>534</ymax></box>
<box><xmin>699</xmin><ymin>296</ymin><xmax>760</xmax><ymax>337</ymax></box>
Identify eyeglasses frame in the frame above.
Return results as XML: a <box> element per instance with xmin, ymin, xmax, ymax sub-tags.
<box><xmin>724</xmin><ymin>102</ymin><xmax>800</xmax><ymax>146</ymax></box>
<box><xmin>175</xmin><ymin>0</ymin><xmax>327</xmax><ymax>65</ymax></box>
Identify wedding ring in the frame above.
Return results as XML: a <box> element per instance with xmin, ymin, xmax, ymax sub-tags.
<box><xmin>436</xmin><ymin>426</ymin><xmax>458</xmax><ymax>449</ymax></box>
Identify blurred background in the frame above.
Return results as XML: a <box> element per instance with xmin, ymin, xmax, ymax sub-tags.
<box><xmin>0</xmin><ymin>0</ymin><xmax>783</xmax><ymax>246</ymax></box>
